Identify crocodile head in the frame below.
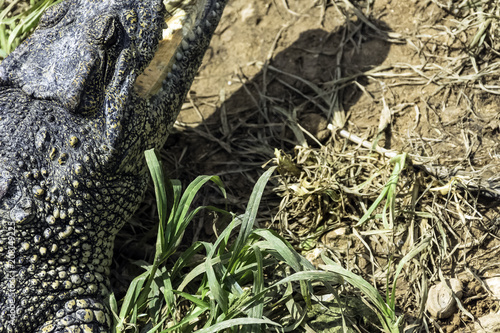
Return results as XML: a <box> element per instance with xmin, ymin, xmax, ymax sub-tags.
<box><xmin>0</xmin><ymin>0</ymin><xmax>226</xmax><ymax>331</ymax></box>
<box><xmin>0</xmin><ymin>0</ymin><xmax>165</xmax><ymax>115</ymax></box>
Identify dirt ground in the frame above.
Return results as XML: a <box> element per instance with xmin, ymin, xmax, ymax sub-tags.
<box><xmin>3</xmin><ymin>0</ymin><xmax>500</xmax><ymax>331</ymax></box>
<box><xmin>124</xmin><ymin>0</ymin><xmax>500</xmax><ymax>332</ymax></box>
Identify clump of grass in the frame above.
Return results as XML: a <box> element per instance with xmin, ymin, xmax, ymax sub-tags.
<box><xmin>111</xmin><ymin>149</ymin><xmax>348</xmax><ymax>332</ymax></box>
<box><xmin>117</xmin><ymin>147</ymin><xmax>435</xmax><ymax>333</ymax></box>
<box><xmin>319</xmin><ymin>235</ymin><xmax>430</xmax><ymax>333</ymax></box>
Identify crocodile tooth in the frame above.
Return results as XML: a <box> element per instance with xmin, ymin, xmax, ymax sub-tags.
<box><xmin>0</xmin><ymin>170</ymin><xmax>12</xmax><ymax>199</ymax></box>
<box><xmin>181</xmin><ymin>40</ymin><xmax>189</xmax><ymax>50</ymax></box>
<box><xmin>176</xmin><ymin>52</ymin><xmax>183</xmax><ymax>61</ymax></box>
<box><xmin>0</xmin><ymin>66</ymin><xmax>6</xmax><ymax>81</ymax></box>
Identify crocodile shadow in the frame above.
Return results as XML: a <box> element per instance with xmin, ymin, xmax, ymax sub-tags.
<box><xmin>164</xmin><ymin>25</ymin><xmax>392</xmax><ymax>199</ymax></box>
<box><xmin>115</xmin><ymin>23</ymin><xmax>394</xmax><ymax>240</ymax></box>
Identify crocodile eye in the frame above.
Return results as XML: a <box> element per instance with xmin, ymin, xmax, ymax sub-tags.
<box><xmin>38</xmin><ymin>1</ymin><xmax>70</xmax><ymax>29</ymax></box>
<box><xmin>104</xmin><ymin>21</ymin><xmax>119</xmax><ymax>46</ymax></box>
<box><xmin>89</xmin><ymin>16</ymin><xmax>120</xmax><ymax>47</ymax></box>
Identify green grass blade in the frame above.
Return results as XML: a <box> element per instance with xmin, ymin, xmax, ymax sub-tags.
<box><xmin>168</xmin><ymin>179</ymin><xmax>182</xmax><ymax>213</ymax></box>
<box><xmin>252</xmin><ymin>229</ymin><xmax>314</xmax><ymax>272</ymax></box>
<box><xmin>147</xmin><ymin>271</ymin><xmax>163</xmax><ymax>325</ymax></box>
<box><xmin>320</xmin><ymin>255</ymin><xmax>401</xmax><ymax>333</ymax></box>
<box><xmin>205</xmin><ymin>255</ymin><xmax>229</xmax><ymax>314</ymax></box>
<box><xmin>177</xmin><ymin>247</ymin><xmax>228</xmax><ymax>292</ymax></box>
<box><xmin>161</xmin><ymin>269</ymin><xmax>175</xmax><ymax>315</ymax></box>
<box><xmin>173</xmin><ymin>290</ymin><xmax>210</xmax><ymax>309</ymax></box>
<box><xmin>356</xmin><ymin>153</ymin><xmax>407</xmax><ymax>228</ymax></box>
<box><xmin>252</xmin><ymin>229</ymin><xmax>316</xmax><ymax>308</ymax></box>
<box><xmin>0</xmin><ymin>23</ymin><xmax>7</xmax><ymax>56</ymax></box>
<box><xmin>157</xmin><ymin>305</ymin><xmax>209</xmax><ymax>333</ymax></box>
<box><xmin>195</xmin><ymin>317</ymin><xmax>281</xmax><ymax>333</ymax></box>
<box><xmin>320</xmin><ymin>255</ymin><xmax>389</xmax><ymax>312</ymax></box>
<box><xmin>145</xmin><ymin>149</ymin><xmax>171</xmax><ymax>260</ymax></box>
<box><xmin>204</xmin><ymin>226</ymin><xmax>233</xmax><ymax>314</ymax></box>
<box><xmin>116</xmin><ymin>270</ymin><xmax>150</xmax><ymax>329</ymax></box>
<box><xmin>170</xmin><ymin>241</ymin><xmax>207</xmax><ymax>282</ymax></box>
<box><xmin>169</xmin><ymin>175</ymin><xmax>225</xmax><ymax>246</ymax></box>
<box><xmin>356</xmin><ymin>184</ymin><xmax>389</xmax><ymax>227</ymax></box>
<box><xmin>227</xmin><ymin>167</ymin><xmax>276</xmax><ymax>273</ymax></box>
<box><xmin>109</xmin><ymin>293</ymin><xmax>119</xmax><ymax>333</ymax></box>
<box><xmin>175</xmin><ymin>215</ymin><xmax>240</xmax><ymax>292</ymax></box>
<box><xmin>0</xmin><ymin>0</ymin><xmax>21</xmax><ymax>22</ymax></box>
<box><xmin>269</xmin><ymin>270</ymin><xmax>344</xmax><ymax>287</ymax></box>
<box><xmin>389</xmin><ymin>235</ymin><xmax>431</xmax><ymax>308</ymax></box>
<box><xmin>6</xmin><ymin>0</ymin><xmax>50</xmax><ymax>47</ymax></box>
<box><xmin>239</xmin><ymin>270</ymin><xmax>343</xmax><ymax>314</ymax></box>
<box><xmin>246</xmin><ymin>245</ymin><xmax>264</xmax><ymax>331</ymax></box>
<box><xmin>173</xmin><ymin>204</ymin><xmax>229</xmax><ymax>251</ymax></box>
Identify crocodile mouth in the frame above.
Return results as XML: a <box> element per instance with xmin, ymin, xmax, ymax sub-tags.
<box><xmin>134</xmin><ymin>0</ymin><xmax>211</xmax><ymax>99</ymax></box>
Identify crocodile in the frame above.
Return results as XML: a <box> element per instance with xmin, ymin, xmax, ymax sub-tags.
<box><xmin>0</xmin><ymin>0</ymin><xmax>227</xmax><ymax>331</ymax></box>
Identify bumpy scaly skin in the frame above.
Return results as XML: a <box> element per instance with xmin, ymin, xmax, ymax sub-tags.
<box><xmin>0</xmin><ymin>0</ymin><xmax>227</xmax><ymax>332</ymax></box>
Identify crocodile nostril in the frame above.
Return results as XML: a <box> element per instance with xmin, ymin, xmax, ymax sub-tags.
<box><xmin>22</xmin><ymin>84</ymin><xmax>36</xmax><ymax>96</ymax></box>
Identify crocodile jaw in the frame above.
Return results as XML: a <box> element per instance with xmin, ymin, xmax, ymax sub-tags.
<box><xmin>134</xmin><ymin>0</ymin><xmax>211</xmax><ymax>99</ymax></box>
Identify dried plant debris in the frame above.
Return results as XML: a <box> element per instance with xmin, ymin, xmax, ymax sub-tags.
<box><xmin>271</xmin><ymin>129</ymin><xmax>500</xmax><ymax>326</ymax></box>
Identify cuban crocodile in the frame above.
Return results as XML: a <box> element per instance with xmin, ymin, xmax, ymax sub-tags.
<box><xmin>0</xmin><ymin>0</ymin><xmax>227</xmax><ymax>331</ymax></box>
